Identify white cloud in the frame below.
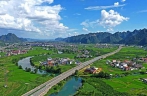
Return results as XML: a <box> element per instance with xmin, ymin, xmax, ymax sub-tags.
<box><xmin>99</xmin><ymin>10</ymin><xmax>129</xmax><ymax>30</ymax></box>
<box><xmin>82</xmin><ymin>28</ymin><xmax>90</xmax><ymax>33</ymax></box>
<box><xmin>81</xmin><ymin>20</ymin><xmax>89</xmax><ymax>27</ymax></box>
<box><xmin>0</xmin><ymin>0</ymin><xmax>70</xmax><ymax>39</ymax></box>
<box><xmin>114</xmin><ymin>2</ymin><xmax>119</xmax><ymax>6</ymax></box>
<box><xmin>74</xmin><ymin>13</ymin><xmax>81</xmax><ymax>15</ymax></box>
<box><xmin>81</xmin><ymin>19</ymin><xmax>99</xmax><ymax>28</ymax></box>
<box><xmin>85</xmin><ymin>2</ymin><xmax>125</xmax><ymax>10</ymax></box>
<box><xmin>68</xmin><ymin>32</ymin><xmax>79</xmax><ymax>37</ymax></box>
<box><xmin>83</xmin><ymin>28</ymin><xmax>88</xmax><ymax>31</ymax></box>
<box><xmin>121</xmin><ymin>0</ymin><xmax>126</xmax><ymax>2</ymax></box>
<box><xmin>81</xmin><ymin>10</ymin><xmax>129</xmax><ymax>32</ymax></box>
<box><xmin>137</xmin><ymin>10</ymin><xmax>147</xmax><ymax>13</ymax></box>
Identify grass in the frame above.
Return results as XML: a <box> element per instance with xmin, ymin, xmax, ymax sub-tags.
<box><xmin>0</xmin><ymin>47</ymin><xmax>53</xmax><ymax>96</ymax></box>
<box><xmin>87</xmin><ymin>46</ymin><xmax>147</xmax><ymax>95</ymax></box>
<box><xmin>92</xmin><ymin>59</ymin><xmax>124</xmax><ymax>74</ymax></box>
<box><xmin>0</xmin><ymin>52</ymin><xmax>6</xmax><ymax>57</ymax></box>
<box><xmin>79</xmin><ymin>82</ymin><xmax>96</xmax><ymax>92</ymax></box>
<box><xmin>103</xmin><ymin>74</ymin><xmax>147</xmax><ymax>95</ymax></box>
<box><xmin>0</xmin><ymin>45</ymin><xmax>120</xmax><ymax>96</ymax></box>
<box><xmin>92</xmin><ymin>46</ymin><xmax>147</xmax><ymax>74</ymax></box>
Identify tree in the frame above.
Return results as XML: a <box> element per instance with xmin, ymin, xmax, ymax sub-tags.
<box><xmin>34</xmin><ymin>69</ymin><xmax>38</xmax><ymax>74</ymax></box>
<box><xmin>38</xmin><ymin>65</ymin><xmax>42</xmax><ymax>69</ymax></box>
<box><xmin>25</xmin><ymin>67</ymin><xmax>31</xmax><ymax>72</ymax></box>
<box><xmin>75</xmin><ymin>70</ymin><xmax>79</xmax><ymax>75</ymax></box>
<box><xmin>18</xmin><ymin>65</ymin><xmax>22</xmax><ymax>69</ymax></box>
<box><xmin>56</xmin><ymin>68</ymin><xmax>61</xmax><ymax>74</ymax></box>
<box><xmin>27</xmin><ymin>68</ymin><xmax>31</xmax><ymax>72</ymax></box>
<box><xmin>97</xmin><ymin>71</ymin><xmax>105</xmax><ymax>78</ymax></box>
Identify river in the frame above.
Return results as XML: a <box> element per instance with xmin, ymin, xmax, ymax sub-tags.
<box><xmin>18</xmin><ymin>57</ymin><xmax>82</xmax><ymax>96</ymax></box>
<box><xmin>49</xmin><ymin>77</ymin><xmax>82</xmax><ymax>96</ymax></box>
<box><xmin>18</xmin><ymin>57</ymin><xmax>47</xmax><ymax>74</ymax></box>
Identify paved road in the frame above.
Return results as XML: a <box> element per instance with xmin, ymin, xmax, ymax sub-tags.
<box><xmin>22</xmin><ymin>46</ymin><xmax>122</xmax><ymax>96</ymax></box>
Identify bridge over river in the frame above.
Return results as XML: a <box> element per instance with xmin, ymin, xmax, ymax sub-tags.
<box><xmin>22</xmin><ymin>46</ymin><xmax>122</xmax><ymax>96</ymax></box>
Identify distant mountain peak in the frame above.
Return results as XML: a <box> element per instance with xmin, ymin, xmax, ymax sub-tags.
<box><xmin>0</xmin><ymin>33</ymin><xmax>27</xmax><ymax>43</ymax></box>
<box><xmin>60</xmin><ymin>28</ymin><xmax>147</xmax><ymax>45</ymax></box>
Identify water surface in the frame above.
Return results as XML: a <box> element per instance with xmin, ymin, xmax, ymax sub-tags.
<box><xmin>50</xmin><ymin>77</ymin><xmax>82</xmax><ymax>96</ymax></box>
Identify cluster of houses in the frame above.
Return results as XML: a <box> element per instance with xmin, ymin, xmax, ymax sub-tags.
<box><xmin>7</xmin><ymin>50</ymin><xmax>27</xmax><ymax>56</ymax></box>
<box><xmin>106</xmin><ymin>59</ymin><xmax>146</xmax><ymax>71</ymax></box>
<box><xmin>40</xmin><ymin>57</ymin><xmax>74</xmax><ymax>66</ymax></box>
<box><xmin>84</xmin><ymin>66</ymin><xmax>102</xmax><ymax>74</ymax></box>
<box><xmin>0</xmin><ymin>43</ymin><xmax>31</xmax><ymax>57</ymax></box>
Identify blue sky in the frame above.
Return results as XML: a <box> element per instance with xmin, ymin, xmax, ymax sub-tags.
<box><xmin>0</xmin><ymin>0</ymin><xmax>147</xmax><ymax>39</ymax></box>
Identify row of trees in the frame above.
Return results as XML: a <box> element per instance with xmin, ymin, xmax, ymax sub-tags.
<box><xmin>18</xmin><ymin>65</ymin><xmax>38</xmax><ymax>73</ymax></box>
<box><xmin>92</xmin><ymin>71</ymin><xmax>111</xmax><ymax>79</ymax></box>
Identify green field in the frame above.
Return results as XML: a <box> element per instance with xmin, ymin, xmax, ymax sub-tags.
<box><xmin>92</xmin><ymin>46</ymin><xmax>147</xmax><ymax>74</ymax></box>
<box><xmin>75</xmin><ymin>77</ymin><xmax>130</xmax><ymax>96</ymax></box>
<box><xmin>0</xmin><ymin>47</ymin><xmax>53</xmax><ymax>96</ymax></box>
<box><xmin>0</xmin><ymin>45</ymin><xmax>118</xmax><ymax>96</ymax></box>
<box><xmin>77</xmin><ymin>46</ymin><xmax>147</xmax><ymax>95</ymax></box>
<box><xmin>31</xmin><ymin>45</ymin><xmax>117</xmax><ymax>72</ymax></box>
<box><xmin>103</xmin><ymin>74</ymin><xmax>147</xmax><ymax>95</ymax></box>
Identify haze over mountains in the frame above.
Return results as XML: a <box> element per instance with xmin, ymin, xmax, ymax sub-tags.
<box><xmin>1</xmin><ymin>28</ymin><xmax>147</xmax><ymax>46</ymax></box>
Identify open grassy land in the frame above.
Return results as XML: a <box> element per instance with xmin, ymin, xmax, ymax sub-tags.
<box><xmin>78</xmin><ymin>44</ymin><xmax>118</xmax><ymax>56</ymax></box>
<box><xmin>0</xmin><ymin>47</ymin><xmax>53</xmax><ymax>96</ymax></box>
<box><xmin>76</xmin><ymin>46</ymin><xmax>147</xmax><ymax>96</ymax></box>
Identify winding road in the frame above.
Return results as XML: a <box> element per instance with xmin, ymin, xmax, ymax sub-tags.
<box><xmin>22</xmin><ymin>46</ymin><xmax>122</xmax><ymax>96</ymax></box>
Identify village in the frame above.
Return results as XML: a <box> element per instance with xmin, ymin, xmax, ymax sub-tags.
<box><xmin>106</xmin><ymin>57</ymin><xmax>147</xmax><ymax>71</ymax></box>
<box><xmin>39</xmin><ymin>57</ymin><xmax>75</xmax><ymax>66</ymax></box>
<box><xmin>0</xmin><ymin>43</ymin><xmax>31</xmax><ymax>57</ymax></box>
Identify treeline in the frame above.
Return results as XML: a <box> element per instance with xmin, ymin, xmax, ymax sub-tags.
<box><xmin>45</xmin><ymin>66</ymin><xmax>61</xmax><ymax>74</ymax></box>
<box><xmin>62</xmin><ymin>28</ymin><xmax>147</xmax><ymax>45</ymax></box>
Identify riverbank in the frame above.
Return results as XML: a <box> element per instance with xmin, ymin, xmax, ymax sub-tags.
<box><xmin>45</xmin><ymin>76</ymin><xmax>82</xmax><ymax>96</ymax></box>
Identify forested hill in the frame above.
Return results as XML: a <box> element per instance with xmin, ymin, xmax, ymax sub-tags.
<box><xmin>61</xmin><ymin>28</ymin><xmax>147</xmax><ymax>45</ymax></box>
<box><xmin>0</xmin><ymin>33</ymin><xmax>27</xmax><ymax>43</ymax></box>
